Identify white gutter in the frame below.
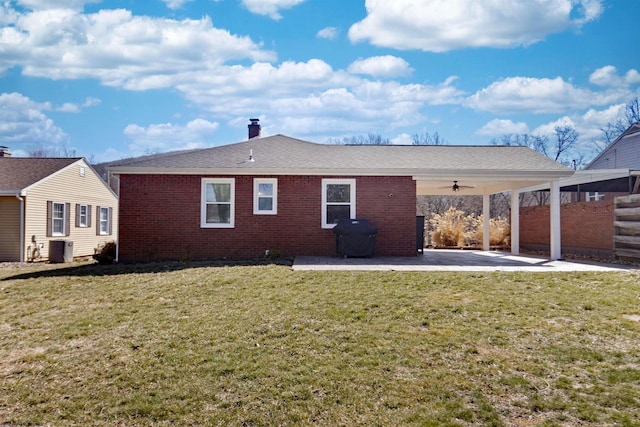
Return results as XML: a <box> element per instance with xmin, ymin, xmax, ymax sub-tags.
<box><xmin>517</xmin><ymin>169</ymin><xmax>633</xmax><ymax>193</ymax></box>
<box><xmin>16</xmin><ymin>192</ymin><xmax>25</xmax><ymax>263</ymax></box>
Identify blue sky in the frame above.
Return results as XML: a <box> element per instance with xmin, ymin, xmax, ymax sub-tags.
<box><xmin>1</xmin><ymin>0</ymin><xmax>638</xmax><ymax>163</ymax></box>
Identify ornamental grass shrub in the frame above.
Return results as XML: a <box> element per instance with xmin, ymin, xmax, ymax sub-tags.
<box><xmin>430</xmin><ymin>207</ymin><xmax>510</xmax><ymax>248</ymax></box>
<box><xmin>429</xmin><ymin>207</ymin><xmax>473</xmax><ymax>247</ymax></box>
<box><xmin>469</xmin><ymin>215</ymin><xmax>511</xmax><ymax>246</ymax></box>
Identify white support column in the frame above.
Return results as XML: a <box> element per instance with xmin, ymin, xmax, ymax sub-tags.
<box><xmin>483</xmin><ymin>193</ymin><xmax>490</xmax><ymax>251</ymax></box>
<box><xmin>550</xmin><ymin>180</ymin><xmax>562</xmax><ymax>260</ymax></box>
<box><xmin>510</xmin><ymin>190</ymin><xmax>519</xmax><ymax>255</ymax></box>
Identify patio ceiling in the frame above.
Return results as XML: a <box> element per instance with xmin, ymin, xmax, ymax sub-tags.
<box><xmin>413</xmin><ymin>174</ymin><xmax>572</xmax><ymax>196</ymax></box>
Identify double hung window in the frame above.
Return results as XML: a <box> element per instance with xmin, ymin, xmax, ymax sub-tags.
<box><xmin>321</xmin><ymin>179</ymin><xmax>356</xmax><ymax>228</ymax></box>
<box><xmin>98</xmin><ymin>207</ymin><xmax>110</xmax><ymax>235</ymax></box>
<box><xmin>52</xmin><ymin>202</ymin><xmax>66</xmax><ymax>235</ymax></box>
<box><xmin>77</xmin><ymin>204</ymin><xmax>89</xmax><ymax>227</ymax></box>
<box><xmin>201</xmin><ymin>178</ymin><xmax>235</xmax><ymax>228</ymax></box>
<box><xmin>254</xmin><ymin>178</ymin><xmax>277</xmax><ymax>215</ymax></box>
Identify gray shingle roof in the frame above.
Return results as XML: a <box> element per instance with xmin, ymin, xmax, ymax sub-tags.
<box><xmin>108</xmin><ymin>134</ymin><xmax>571</xmax><ymax>177</ymax></box>
<box><xmin>0</xmin><ymin>158</ymin><xmax>81</xmax><ymax>192</ymax></box>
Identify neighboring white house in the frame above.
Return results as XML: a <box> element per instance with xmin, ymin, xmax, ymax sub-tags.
<box><xmin>0</xmin><ymin>155</ymin><xmax>118</xmax><ymax>262</ymax></box>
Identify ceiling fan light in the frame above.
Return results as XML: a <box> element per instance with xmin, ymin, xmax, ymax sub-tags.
<box><xmin>452</xmin><ymin>181</ymin><xmax>460</xmax><ymax>192</ymax></box>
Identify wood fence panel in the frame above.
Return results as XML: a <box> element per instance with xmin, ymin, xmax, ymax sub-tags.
<box><xmin>614</xmin><ymin>194</ymin><xmax>640</xmax><ymax>261</ymax></box>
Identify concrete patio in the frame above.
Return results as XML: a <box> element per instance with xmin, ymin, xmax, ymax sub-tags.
<box><xmin>293</xmin><ymin>249</ymin><xmax>638</xmax><ymax>272</ymax></box>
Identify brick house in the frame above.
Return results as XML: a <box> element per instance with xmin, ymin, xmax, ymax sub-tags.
<box><xmin>110</xmin><ymin>121</ymin><xmax>573</xmax><ymax>262</ymax></box>
<box><xmin>0</xmin><ymin>153</ymin><xmax>118</xmax><ymax>262</ymax></box>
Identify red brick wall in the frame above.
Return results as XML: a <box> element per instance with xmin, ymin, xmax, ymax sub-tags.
<box><xmin>520</xmin><ymin>198</ymin><xmax>614</xmax><ymax>254</ymax></box>
<box><xmin>118</xmin><ymin>174</ymin><xmax>417</xmax><ymax>261</ymax></box>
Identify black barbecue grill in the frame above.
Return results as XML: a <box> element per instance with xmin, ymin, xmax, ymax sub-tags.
<box><xmin>332</xmin><ymin>218</ymin><xmax>378</xmax><ymax>257</ymax></box>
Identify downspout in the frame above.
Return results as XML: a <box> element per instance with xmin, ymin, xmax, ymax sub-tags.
<box><xmin>16</xmin><ymin>193</ymin><xmax>25</xmax><ymax>263</ymax></box>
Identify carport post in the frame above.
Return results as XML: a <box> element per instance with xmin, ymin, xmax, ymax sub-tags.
<box><xmin>510</xmin><ymin>190</ymin><xmax>519</xmax><ymax>255</ymax></box>
<box><xmin>483</xmin><ymin>194</ymin><xmax>490</xmax><ymax>251</ymax></box>
<box><xmin>550</xmin><ymin>179</ymin><xmax>562</xmax><ymax>260</ymax></box>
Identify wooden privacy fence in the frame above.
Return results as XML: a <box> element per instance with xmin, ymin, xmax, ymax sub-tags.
<box><xmin>614</xmin><ymin>194</ymin><xmax>640</xmax><ymax>261</ymax></box>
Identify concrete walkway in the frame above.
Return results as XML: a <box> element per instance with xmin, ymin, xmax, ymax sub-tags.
<box><xmin>293</xmin><ymin>249</ymin><xmax>638</xmax><ymax>272</ymax></box>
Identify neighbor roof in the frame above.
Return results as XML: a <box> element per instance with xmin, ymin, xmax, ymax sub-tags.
<box><xmin>586</xmin><ymin>122</ymin><xmax>640</xmax><ymax>170</ymax></box>
<box><xmin>0</xmin><ymin>157</ymin><xmax>81</xmax><ymax>193</ymax></box>
<box><xmin>109</xmin><ymin>134</ymin><xmax>572</xmax><ymax>179</ymax></box>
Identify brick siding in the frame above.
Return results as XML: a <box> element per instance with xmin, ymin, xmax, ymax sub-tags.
<box><xmin>520</xmin><ymin>198</ymin><xmax>614</xmax><ymax>255</ymax></box>
<box><xmin>118</xmin><ymin>174</ymin><xmax>417</xmax><ymax>261</ymax></box>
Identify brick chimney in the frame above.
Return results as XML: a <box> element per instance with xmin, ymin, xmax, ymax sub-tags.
<box><xmin>0</xmin><ymin>146</ymin><xmax>10</xmax><ymax>157</ymax></box>
<box><xmin>248</xmin><ymin>118</ymin><xmax>261</xmax><ymax>139</ymax></box>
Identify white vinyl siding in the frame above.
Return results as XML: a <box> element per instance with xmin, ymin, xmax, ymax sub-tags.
<box><xmin>321</xmin><ymin>178</ymin><xmax>356</xmax><ymax>228</ymax></box>
<box><xmin>201</xmin><ymin>178</ymin><xmax>235</xmax><ymax>228</ymax></box>
<box><xmin>23</xmin><ymin>160</ymin><xmax>118</xmax><ymax>261</ymax></box>
<box><xmin>254</xmin><ymin>178</ymin><xmax>277</xmax><ymax>215</ymax></box>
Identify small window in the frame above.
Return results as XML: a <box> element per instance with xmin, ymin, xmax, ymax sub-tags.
<box><xmin>254</xmin><ymin>178</ymin><xmax>277</xmax><ymax>215</ymax></box>
<box><xmin>585</xmin><ymin>192</ymin><xmax>604</xmax><ymax>201</ymax></box>
<box><xmin>77</xmin><ymin>204</ymin><xmax>89</xmax><ymax>227</ymax></box>
<box><xmin>201</xmin><ymin>178</ymin><xmax>235</xmax><ymax>228</ymax></box>
<box><xmin>322</xmin><ymin>178</ymin><xmax>356</xmax><ymax>228</ymax></box>
<box><xmin>52</xmin><ymin>202</ymin><xmax>66</xmax><ymax>235</ymax></box>
<box><xmin>98</xmin><ymin>206</ymin><xmax>112</xmax><ymax>235</ymax></box>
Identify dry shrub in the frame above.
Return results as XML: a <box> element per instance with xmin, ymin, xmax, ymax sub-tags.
<box><xmin>469</xmin><ymin>216</ymin><xmax>511</xmax><ymax>246</ymax></box>
<box><xmin>429</xmin><ymin>207</ymin><xmax>474</xmax><ymax>247</ymax></box>
<box><xmin>430</xmin><ymin>209</ymin><xmax>511</xmax><ymax>248</ymax></box>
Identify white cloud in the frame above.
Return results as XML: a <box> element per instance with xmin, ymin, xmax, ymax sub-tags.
<box><xmin>316</xmin><ymin>26</ymin><xmax>338</xmax><ymax>40</ymax></box>
<box><xmin>466</xmin><ymin>76</ymin><xmax>623</xmax><ymax>114</ymax></box>
<box><xmin>391</xmin><ymin>133</ymin><xmax>413</xmax><ymax>145</ymax></box>
<box><xmin>531</xmin><ymin>116</ymin><xmax>576</xmax><ymax>136</ymax></box>
<box><xmin>83</xmin><ymin>97</ymin><xmax>101</xmax><ymax>107</ymax></box>
<box><xmin>14</xmin><ymin>0</ymin><xmax>100</xmax><ymax>11</ymax></box>
<box><xmin>0</xmin><ymin>92</ymin><xmax>69</xmax><ymax>149</ymax></box>
<box><xmin>161</xmin><ymin>0</ymin><xmax>194</xmax><ymax>10</ymax></box>
<box><xmin>241</xmin><ymin>0</ymin><xmax>305</xmax><ymax>20</ymax></box>
<box><xmin>348</xmin><ymin>55</ymin><xmax>413</xmax><ymax>78</ymax></box>
<box><xmin>123</xmin><ymin>118</ymin><xmax>220</xmax><ymax>155</ymax></box>
<box><xmin>589</xmin><ymin>66</ymin><xmax>640</xmax><ymax>87</ymax></box>
<box><xmin>349</xmin><ymin>0</ymin><xmax>603</xmax><ymax>52</ymax></box>
<box><xmin>564</xmin><ymin>104</ymin><xmax>627</xmax><ymax>144</ymax></box>
<box><xmin>475</xmin><ymin>119</ymin><xmax>529</xmax><ymax>136</ymax></box>
<box><xmin>57</xmin><ymin>102</ymin><xmax>81</xmax><ymax>113</ymax></box>
<box><xmin>0</xmin><ymin>5</ymin><xmax>469</xmax><ymax>142</ymax></box>
<box><xmin>169</xmin><ymin>55</ymin><xmax>463</xmax><ymax>136</ymax></box>
<box><xmin>0</xmin><ymin>7</ymin><xmax>276</xmax><ymax>85</ymax></box>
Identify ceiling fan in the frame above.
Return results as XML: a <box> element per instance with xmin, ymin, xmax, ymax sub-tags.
<box><xmin>440</xmin><ymin>180</ymin><xmax>475</xmax><ymax>193</ymax></box>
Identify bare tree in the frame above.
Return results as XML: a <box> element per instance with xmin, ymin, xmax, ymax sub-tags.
<box><xmin>327</xmin><ymin>133</ymin><xmax>390</xmax><ymax>145</ymax></box>
<box><xmin>412</xmin><ymin>131</ymin><xmax>447</xmax><ymax>145</ymax></box>
<box><xmin>28</xmin><ymin>145</ymin><xmax>77</xmax><ymax>158</ymax></box>
<box><xmin>550</xmin><ymin>125</ymin><xmax>578</xmax><ymax>163</ymax></box>
<box><xmin>624</xmin><ymin>97</ymin><xmax>640</xmax><ymax>125</ymax></box>
<box><xmin>492</xmin><ymin>125</ymin><xmax>578</xmax><ymax>166</ymax></box>
<box><xmin>593</xmin><ymin>97</ymin><xmax>640</xmax><ymax>152</ymax></box>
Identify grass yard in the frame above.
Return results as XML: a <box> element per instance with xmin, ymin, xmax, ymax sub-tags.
<box><xmin>1</xmin><ymin>261</ymin><xmax>639</xmax><ymax>426</ymax></box>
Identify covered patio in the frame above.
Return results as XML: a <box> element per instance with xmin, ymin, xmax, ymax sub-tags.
<box><xmin>413</xmin><ymin>171</ymin><xmax>573</xmax><ymax>260</ymax></box>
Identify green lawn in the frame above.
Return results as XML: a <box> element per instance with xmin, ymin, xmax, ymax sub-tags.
<box><xmin>1</xmin><ymin>261</ymin><xmax>639</xmax><ymax>426</ymax></box>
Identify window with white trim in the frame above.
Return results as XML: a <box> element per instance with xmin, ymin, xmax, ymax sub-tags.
<box><xmin>254</xmin><ymin>178</ymin><xmax>277</xmax><ymax>215</ymax></box>
<box><xmin>201</xmin><ymin>178</ymin><xmax>235</xmax><ymax>228</ymax></box>
<box><xmin>98</xmin><ymin>206</ymin><xmax>111</xmax><ymax>235</ymax></box>
<box><xmin>322</xmin><ymin>178</ymin><xmax>356</xmax><ymax>228</ymax></box>
<box><xmin>77</xmin><ymin>204</ymin><xmax>88</xmax><ymax>227</ymax></box>
<box><xmin>52</xmin><ymin>202</ymin><xmax>66</xmax><ymax>236</ymax></box>
<box><xmin>585</xmin><ymin>192</ymin><xmax>604</xmax><ymax>201</ymax></box>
